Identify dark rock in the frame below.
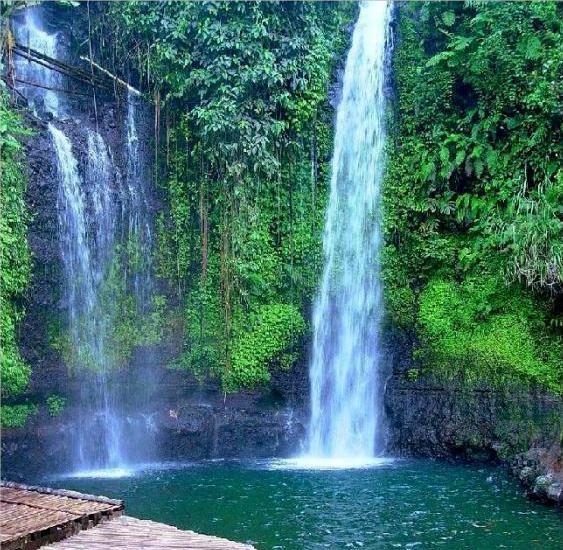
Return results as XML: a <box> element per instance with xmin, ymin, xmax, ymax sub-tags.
<box><xmin>383</xmin><ymin>330</ymin><xmax>563</xmax><ymax>506</ymax></box>
<box><xmin>509</xmin><ymin>445</ymin><xmax>563</xmax><ymax>505</ymax></box>
<box><xmin>1</xmin><ymin>387</ymin><xmax>307</xmax><ymax>481</ymax></box>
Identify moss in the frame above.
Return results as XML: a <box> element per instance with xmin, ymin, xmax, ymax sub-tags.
<box><xmin>417</xmin><ymin>275</ymin><xmax>562</xmax><ymax>392</ymax></box>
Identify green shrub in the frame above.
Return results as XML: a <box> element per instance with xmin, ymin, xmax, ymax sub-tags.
<box><xmin>0</xmin><ymin>91</ymin><xmax>31</xmax><ymax>398</ymax></box>
<box><xmin>46</xmin><ymin>394</ymin><xmax>67</xmax><ymax>417</ymax></box>
<box><xmin>1</xmin><ymin>404</ymin><xmax>38</xmax><ymax>428</ymax></box>
<box><xmin>225</xmin><ymin>303</ymin><xmax>306</xmax><ymax>391</ymax></box>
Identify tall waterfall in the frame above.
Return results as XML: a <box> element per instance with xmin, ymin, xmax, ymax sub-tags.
<box><xmin>307</xmin><ymin>1</ymin><xmax>392</xmax><ymax>460</ymax></box>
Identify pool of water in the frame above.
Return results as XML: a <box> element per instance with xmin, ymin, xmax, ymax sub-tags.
<box><xmin>48</xmin><ymin>459</ymin><xmax>561</xmax><ymax>549</ymax></box>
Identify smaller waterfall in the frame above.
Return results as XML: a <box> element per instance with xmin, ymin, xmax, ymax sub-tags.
<box><xmin>12</xmin><ymin>4</ymin><xmax>159</xmax><ymax>476</ymax></box>
<box><xmin>307</xmin><ymin>1</ymin><xmax>393</xmax><ymax>462</ymax></box>
<box><xmin>125</xmin><ymin>91</ymin><xmax>154</xmax><ymax>304</ymax></box>
<box><xmin>50</xmin><ymin>123</ymin><xmax>94</xmax><ymax>347</ymax></box>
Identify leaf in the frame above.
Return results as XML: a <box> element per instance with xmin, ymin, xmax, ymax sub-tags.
<box><xmin>455</xmin><ymin>149</ymin><xmax>465</xmax><ymax>166</ymax></box>
<box><xmin>442</xmin><ymin>11</ymin><xmax>456</xmax><ymax>27</ymax></box>
<box><xmin>525</xmin><ymin>36</ymin><xmax>542</xmax><ymax>60</ymax></box>
<box><xmin>439</xmin><ymin>146</ymin><xmax>450</xmax><ymax>165</ymax></box>
<box><xmin>425</xmin><ymin>51</ymin><xmax>453</xmax><ymax>67</ymax></box>
<box><xmin>474</xmin><ymin>158</ymin><xmax>484</xmax><ymax>178</ymax></box>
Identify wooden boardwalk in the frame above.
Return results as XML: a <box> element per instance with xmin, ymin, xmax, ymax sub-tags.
<box><xmin>0</xmin><ymin>481</ymin><xmax>254</xmax><ymax>550</ymax></box>
<box><xmin>47</xmin><ymin>515</ymin><xmax>255</xmax><ymax>549</ymax></box>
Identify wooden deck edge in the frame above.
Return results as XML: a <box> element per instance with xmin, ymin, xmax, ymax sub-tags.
<box><xmin>0</xmin><ymin>481</ymin><xmax>124</xmax><ymax>507</ymax></box>
<box><xmin>0</xmin><ymin>503</ymin><xmax>122</xmax><ymax>550</ymax></box>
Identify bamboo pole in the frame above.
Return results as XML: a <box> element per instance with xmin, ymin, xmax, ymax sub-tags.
<box><xmin>79</xmin><ymin>55</ymin><xmax>141</xmax><ymax>96</ymax></box>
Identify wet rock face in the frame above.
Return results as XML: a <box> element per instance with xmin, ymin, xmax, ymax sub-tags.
<box><xmin>18</xmin><ymin>94</ymin><xmax>131</xmax><ymax>397</ymax></box>
<box><xmin>158</xmin><ymin>401</ymin><xmax>306</xmax><ymax>461</ymax></box>
<box><xmin>383</xmin><ymin>331</ymin><xmax>563</xmax><ymax>505</ymax></box>
<box><xmin>1</xmin><ymin>389</ymin><xmax>307</xmax><ymax>481</ymax></box>
<box><xmin>20</xmin><ymin>116</ymin><xmax>62</xmax><ymax>395</ymax></box>
<box><xmin>510</xmin><ymin>446</ymin><xmax>563</xmax><ymax>505</ymax></box>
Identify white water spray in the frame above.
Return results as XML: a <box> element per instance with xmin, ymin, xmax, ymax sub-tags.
<box><xmin>307</xmin><ymin>1</ymin><xmax>392</xmax><ymax>460</ymax></box>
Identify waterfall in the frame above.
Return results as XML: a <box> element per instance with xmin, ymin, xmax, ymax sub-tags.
<box><xmin>49</xmin><ymin>123</ymin><xmax>124</xmax><ymax>471</ymax></box>
<box><xmin>307</xmin><ymin>1</ymin><xmax>392</xmax><ymax>460</ymax></box>
<box><xmin>13</xmin><ymin>7</ymin><xmax>61</xmax><ymax>116</ymax></box>
<box><xmin>14</xmin><ymin>6</ymin><xmax>156</xmax><ymax>475</ymax></box>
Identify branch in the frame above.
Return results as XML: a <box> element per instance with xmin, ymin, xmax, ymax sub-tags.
<box><xmin>14</xmin><ymin>42</ymin><xmax>107</xmax><ymax>85</ymax></box>
<box><xmin>79</xmin><ymin>55</ymin><xmax>141</xmax><ymax>96</ymax></box>
<box><xmin>1</xmin><ymin>75</ymin><xmax>93</xmax><ymax>97</ymax></box>
<box><xmin>13</xmin><ymin>46</ymin><xmax>110</xmax><ymax>91</ymax></box>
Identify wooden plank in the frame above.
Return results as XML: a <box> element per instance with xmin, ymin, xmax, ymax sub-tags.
<box><xmin>0</xmin><ymin>502</ymin><xmax>70</xmax><ymax>526</ymax></box>
<box><xmin>1</xmin><ymin>492</ymin><xmax>115</xmax><ymax>514</ymax></box>
<box><xmin>0</xmin><ymin>482</ymin><xmax>254</xmax><ymax>550</ymax></box>
<box><xmin>0</xmin><ymin>506</ymin><xmax>78</xmax><ymax>536</ymax></box>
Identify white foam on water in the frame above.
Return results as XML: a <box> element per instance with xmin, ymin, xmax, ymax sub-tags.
<box><xmin>261</xmin><ymin>457</ymin><xmax>395</xmax><ymax>471</ymax></box>
<box><xmin>56</xmin><ymin>461</ymin><xmax>195</xmax><ymax>480</ymax></box>
<box><xmin>64</xmin><ymin>467</ymin><xmax>135</xmax><ymax>479</ymax></box>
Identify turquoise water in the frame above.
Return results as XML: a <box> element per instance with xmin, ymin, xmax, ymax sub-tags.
<box><xmin>50</xmin><ymin>460</ymin><xmax>561</xmax><ymax>549</ymax></box>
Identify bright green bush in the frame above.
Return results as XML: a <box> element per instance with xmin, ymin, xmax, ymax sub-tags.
<box><xmin>418</xmin><ymin>276</ymin><xmax>561</xmax><ymax>392</ymax></box>
<box><xmin>225</xmin><ymin>303</ymin><xmax>306</xmax><ymax>391</ymax></box>
<box><xmin>1</xmin><ymin>404</ymin><xmax>38</xmax><ymax>428</ymax></box>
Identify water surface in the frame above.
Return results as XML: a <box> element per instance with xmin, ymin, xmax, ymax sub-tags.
<box><xmin>50</xmin><ymin>459</ymin><xmax>561</xmax><ymax>549</ymax></box>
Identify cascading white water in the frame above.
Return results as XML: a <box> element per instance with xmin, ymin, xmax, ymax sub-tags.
<box><xmin>307</xmin><ymin>1</ymin><xmax>392</xmax><ymax>461</ymax></box>
<box><xmin>14</xmin><ymin>7</ymin><xmax>156</xmax><ymax>475</ymax></box>
<box><xmin>50</xmin><ymin>123</ymin><xmax>124</xmax><ymax>471</ymax></box>
<box><xmin>125</xmin><ymin>91</ymin><xmax>154</xmax><ymax>304</ymax></box>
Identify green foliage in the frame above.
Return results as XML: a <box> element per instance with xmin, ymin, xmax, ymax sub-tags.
<box><xmin>0</xmin><ymin>403</ymin><xmax>37</xmax><ymax>428</ymax></box>
<box><xmin>388</xmin><ymin>0</ymin><xmax>562</xmax><ymax>289</ymax></box>
<box><xmin>225</xmin><ymin>303</ymin><xmax>306</xmax><ymax>391</ymax></box>
<box><xmin>418</xmin><ymin>275</ymin><xmax>561</xmax><ymax>392</ymax></box>
<box><xmin>383</xmin><ymin>1</ymin><xmax>562</xmax><ymax>392</ymax></box>
<box><xmin>171</xmin><ymin>266</ymin><xmax>225</xmax><ymax>381</ymax></box>
<box><xmin>0</xmin><ymin>91</ymin><xmax>31</xmax><ymax>398</ymax></box>
<box><xmin>99</xmin><ymin>1</ymin><xmax>354</xmax><ymax>390</ymax></box>
<box><xmin>46</xmin><ymin>394</ymin><xmax>66</xmax><ymax>417</ymax></box>
<box><xmin>88</xmin><ymin>1</ymin><xmax>562</xmax><ymax>395</ymax></box>
<box><xmin>405</xmin><ymin>369</ymin><xmax>419</xmax><ymax>382</ymax></box>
